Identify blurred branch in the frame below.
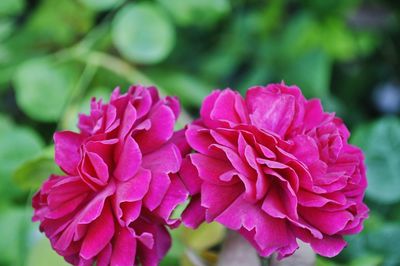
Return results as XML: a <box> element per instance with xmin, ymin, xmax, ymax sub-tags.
<box><xmin>55</xmin><ymin>45</ymin><xmax>193</xmax><ymax>127</ymax></box>
<box><xmin>58</xmin><ymin>62</ymin><xmax>98</xmax><ymax>129</ymax></box>
<box><xmin>269</xmin><ymin>242</ymin><xmax>315</xmax><ymax>266</ymax></box>
<box><xmin>185</xmin><ymin>248</ymin><xmax>208</xmax><ymax>266</ymax></box>
<box><xmin>73</xmin><ymin>49</ymin><xmax>193</xmax><ymax>125</ymax></box>
<box><xmin>217</xmin><ymin>230</ymin><xmax>261</xmax><ymax>266</ymax></box>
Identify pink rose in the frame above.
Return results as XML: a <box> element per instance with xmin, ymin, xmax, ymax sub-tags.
<box><xmin>181</xmin><ymin>83</ymin><xmax>368</xmax><ymax>259</ymax></box>
<box><xmin>33</xmin><ymin>86</ymin><xmax>188</xmax><ymax>266</ymax></box>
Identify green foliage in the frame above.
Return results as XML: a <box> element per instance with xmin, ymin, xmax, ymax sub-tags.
<box><xmin>112</xmin><ymin>3</ymin><xmax>175</xmax><ymax>64</ymax></box>
<box><xmin>283</xmin><ymin>50</ymin><xmax>331</xmax><ymax>98</ymax></box>
<box><xmin>13</xmin><ymin>146</ymin><xmax>62</xmax><ymax>191</ymax></box>
<box><xmin>13</xmin><ymin>58</ymin><xmax>78</xmax><ymax>122</ymax></box>
<box><xmin>0</xmin><ymin>0</ymin><xmax>399</xmax><ymax>265</ymax></box>
<box><xmin>366</xmin><ymin>224</ymin><xmax>400</xmax><ymax>262</ymax></box>
<box><xmin>0</xmin><ymin>208</ymin><xmax>32</xmax><ymax>266</ymax></box>
<box><xmin>24</xmin><ymin>0</ymin><xmax>94</xmax><ymax>46</ymax></box>
<box><xmin>157</xmin><ymin>0</ymin><xmax>231</xmax><ymax>27</ymax></box>
<box><xmin>26</xmin><ymin>237</ymin><xmax>69</xmax><ymax>266</ymax></box>
<box><xmin>0</xmin><ymin>115</ymin><xmax>43</xmax><ymax>201</ymax></box>
<box><xmin>146</xmin><ymin>69</ymin><xmax>213</xmax><ymax>107</ymax></box>
<box><xmin>352</xmin><ymin>117</ymin><xmax>400</xmax><ymax>204</ymax></box>
<box><xmin>0</xmin><ymin>0</ymin><xmax>25</xmax><ymax>17</ymax></box>
<box><xmin>80</xmin><ymin>0</ymin><xmax>123</xmax><ymax>11</ymax></box>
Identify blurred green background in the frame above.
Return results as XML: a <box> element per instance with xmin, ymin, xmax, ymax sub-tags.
<box><xmin>0</xmin><ymin>0</ymin><xmax>400</xmax><ymax>265</ymax></box>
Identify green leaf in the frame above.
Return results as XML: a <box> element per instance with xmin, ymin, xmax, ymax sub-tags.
<box><xmin>24</xmin><ymin>0</ymin><xmax>94</xmax><ymax>46</ymax></box>
<box><xmin>366</xmin><ymin>223</ymin><xmax>400</xmax><ymax>260</ymax></box>
<box><xmin>13</xmin><ymin>58</ymin><xmax>77</xmax><ymax>122</ymax></box>
<box><xmin>112</xmin><ymin>3</ymin><xmax>175</xmax><ymax>64</ymax></box>
<box><xmin>157</xmin><ymin>0</ymin><xmax>230</xmax><ymax>27</ymax></box>
<box><xmin>351</xmin><ymin>117</ymin><xmax>400</xmax><ymax>204</ymax></box>
<box><xmin>280</xmin><ymin>12</ymin><xmax>320</xmax><ymax>59</ymax></box>
<box><xmin>0</xmin><ymin>122</ymin><xmax>42</xmax><ymax>162</ymax></box>
<box><xmin>0</xmin><ymin>119</ymin><xmax>43</xmax><ymax>200</ymax></box>
<box><xmin>316</xmin><ymin>257</ymin><xmax>340</xmax><ymax>266</ymax></box>
<box><xmin>337</xmin><ymin>234</ymin><xmax>368</xmax><ymax>261</ymax></box>
<box><xmin>0</xmin><ymin>0</ymin><xmax>25</xmax><ymax>17</ymax></box>
<box><xmin>146</xmin><ymin>69</ymin><xmax>213</xmax><ymax>107</ymax></box>
<box><xmin>27</xmin><ymin>237</ymin><xmax>69</xmax><ymax>266</ymax></box>
<box><xmin>0</xmin><ymin>208</ymin><xmax>32</xmax><ymax>266</ymax></box>
<box><xmin>181</xmin><ymin>222</ymin><xmax>225</xmax><ymax>252</ymax></box>
<box><xmin>14</xmin><ymin>146</ymin><xmax>62</xmax><ymax>191</ymax></box>
<box><xmin>320</xmin><ymin>18</ymin><xmax>360</xmax><ymax>60</ymax></box>
<box><xmin>283</xmin><ymin>50</ymin><xmax>331</xmax><ymax>98</ymax></box>
<box><xmin>160</xmin><ymin>229</ymin><xmax>185</xmax><ymax>266</ymax></box>
<box><xmin>0</xmin><ymin>19</ymin><xmax>14</xmax><ymax>41</ymax></box>
<box><xmin>80</xmin><ymin>0</ymin><xmax>123</xmax><ymax>11</ymax></box>
<box><xmin>0</xmin><ymin>113</ymin><xmax>13</xmax><ymax>132</ymax></box>
<box><xmin>349</xmin><ymin>255</ymin><xmax>383</xmax><ymax>266</ymax></box>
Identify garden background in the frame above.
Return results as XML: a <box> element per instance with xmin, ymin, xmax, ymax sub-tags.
<box><xmin>0</xmin><ymin>0</ymin><xmax>400</xmax><ymax>265</ymax></box>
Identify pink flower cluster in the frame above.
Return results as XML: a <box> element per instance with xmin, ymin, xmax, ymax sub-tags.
<box><xmin>33</xmin><ymin>83</ymin><xmax>368</xmax><ymax>265</ymax></box>
<box><xmin>33</xmin><ymin>86</ymin><xmax>188</xmax><ymax>266</ymax></box>
<box><xmin>181</xmin><ymin>83</ymin><xmax>368</xmax><ymax>258</ymax></box>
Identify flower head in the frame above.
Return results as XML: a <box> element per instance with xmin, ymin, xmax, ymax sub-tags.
<box><xmin>33</xmin><ymin>86</ymin><xmax>188</xmax><ymax>266</ymax></box>
<box><xmin>181</xmin><ymin>83</ymin><xmax>368</xmax><ymax>259</ymax></box>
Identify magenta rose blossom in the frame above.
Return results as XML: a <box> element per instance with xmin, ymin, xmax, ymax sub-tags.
<box><xmin>33</xmin><ymin>86</ymin><xmax>188</xmax><ymax>266</ymax></box>
<box><xmin>181</xmin><ymin>83</ymin><xmax>368</xmax><ymax>259</ymax></box>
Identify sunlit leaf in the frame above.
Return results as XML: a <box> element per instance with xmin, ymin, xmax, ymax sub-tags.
<box><xmin>13</xmin><ymin>58</ymin><xmax>77</xmax><ymax>122</ymax></box>
<box><xmin>14</xmin><ymin>146</ymin><xmax>61</xmax><ymax>191</ymax></box>
<box><xmin>27</xmin><ymin>237</ymin><xmax>69</xmax><ymax>266</ymax></box>
<box><xmin>112</xmin><ymin>3</ymin><xmax>175</xmax><ymax>64</ymax></box>
<box><xmin>181</xmin><ymin>222</ymin><xmax>225</xmax><ymax>252</ymax></box>
<box><xmin>0</xmin><ymin>119</ymin><xmax>43</xmax><ymax>200</ymax></box>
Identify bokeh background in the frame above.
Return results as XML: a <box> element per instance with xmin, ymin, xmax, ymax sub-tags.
<box><xmin>1</xmin><ymin>0</ymin><xmax>400</xmax><ymax>265</ymax></box>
